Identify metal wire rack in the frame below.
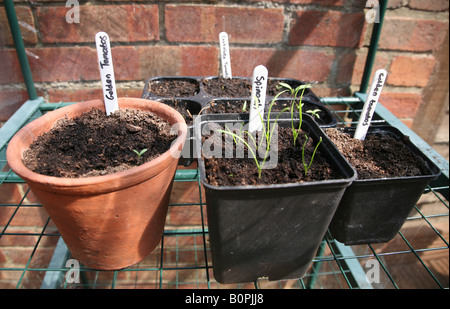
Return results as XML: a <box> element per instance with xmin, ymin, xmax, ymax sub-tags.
<box><xmin>0</xmin><ymin>97</ymin><xmax>448</xmax><ymax>289</ymax></box>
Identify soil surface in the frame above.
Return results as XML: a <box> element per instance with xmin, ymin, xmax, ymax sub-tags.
<box><xmin>23</xmin><ymin>108</ymin><xmax>177</xmax><ymax>178</ymax></box>
<box><xmin>325</xmin><ymin>128</ymin><xmax>430</xmax><ymax>179</ymax></box>
<box><xmin>147</xmin><ymin>79</ymin><xmax>200</xmax><ymax>97</ymax></box>
<box><xmin>160</xmin><ymin>100</ymin><xmax>196</xmax><ymax>126</ymax></box>
<box><xmin>204</xmin><ymin>100</ymin><xmax>249</xmax><ymax>114</ymax></box>
<box><xmin>204</xmin><ymin>126</ymin><xmax>343</xmax><ymax>186</ymax></box>
<box><xmin>202</xmin><ymin>77</ymin><xmax>252</xmax><ymax>97</ymax></box>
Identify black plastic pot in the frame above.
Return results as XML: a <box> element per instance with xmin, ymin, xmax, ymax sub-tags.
<box><xmin>142</xmin><ymin>76</ymin><xmax>323</xmax><ymax>106</ymax></box>
<box><xmin>328</xmin><ymin>126</ymin><xmax>441</xmax><ymax>245</ymax></box>
<box><xmin>152</xmin><ymin>99</ymin><xmax>201</xmax><ymax>166</ymax></box>
<box><xmin>194</xmin><ymin>113</ymin><xmax>356</xmax><ymax>283</ymax></box>
<box><xmin>142</xmin><ymin>76</ymin><xmax>334</xmax><ymax>166</ymax></box>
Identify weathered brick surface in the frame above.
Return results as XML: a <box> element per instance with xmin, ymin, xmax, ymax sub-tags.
<box><xmin>165</xmin><ymin>5</ymin><xmax>284</xmax><ymax>44</ymax></box>
<box><xmin>409</xmin><ymin>0</ymin><xmax>449</xmax><ymax>11</ymax></box>
<box><xmin>0</xmin><ymin>89</ymin><xmax>28</xmax><ymax>121</ymax></box>
<box><xmin>348</xmin><ymin>52</ymin><xmax>390</xmax><ymax>85</ymax></box>
<box><xmin>37</xmin><ymin>5</ymin><xmax>159</xmax><ymax>43</ymax></box>
<box><xmin>230</xmin><ymin>48</ymin><xmax>334</xmax><ymax>81</ymax></box>
<box><xmin>27</xmin><ymin>47</ymin><xmax>99</xmax><ymax>82</ymax></box>
<box><xmin>0</xmin><ymin>6</ymin><xmax>37</xmax><ymax>46</ymax></box>
<box><xmin>387</xmin><ymin>55</ymin><xmax>436</xmax><ymax>87</ymax></box>
<box><xmin>380</xmin><ymin>92</ymin><xmax>422</xmax><ymax>119</ymax></box>
<box><xmin>290</xmin><ymin>0</ymin><xmax>345</xmax><ymax>5</ymax></box>
<box><xmin>47</xmin><ymin>87</ymin><xmax>142</xmax><ymax>103</ymax></box>
<box><xmin>0</xmin><ymin>49</ymin><xmax>24</xmax><ymax>84</ymax></box>
<box><xmin>379</xmin><ymin>16</ymin><xmax>448</xmax><ymax>52</ymax></box>
<box><xmin>289</xmin><ymin>10</ymin><xmax>365</xmax><ymax>47</ymax></box>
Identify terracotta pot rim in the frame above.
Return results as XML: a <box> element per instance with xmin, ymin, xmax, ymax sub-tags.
<box><xmin>6</xmin><ymin>98</ymin><xmax>187</xmax><ymax>194</ymax></box>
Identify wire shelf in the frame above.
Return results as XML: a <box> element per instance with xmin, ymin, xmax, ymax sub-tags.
<box><xmin>0</xmin><ymin>97</ymin><xmax>448</xmax><ymax>289</ymax></box>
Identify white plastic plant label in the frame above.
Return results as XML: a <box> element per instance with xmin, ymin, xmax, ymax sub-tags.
<box><xmin>354</xmin><ymin>69</ymin><xmax>387</xmax><ymax>140</ymax></box>
<box><xmin>95</xmin><ymin>31</ymin><xmax>119</xmax><ymax>115</ymax></box>
<box><xmin>219</xmin><ymin>32</ymin><xmax>232</xmax><ymax>79</ymax></box>
<box><xmin>249</xmin><ymin>65</ymin><xmax>268</xmax><ymax>132</ymax></box>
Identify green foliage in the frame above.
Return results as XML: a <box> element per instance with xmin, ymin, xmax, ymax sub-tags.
<box><xmin>277</xmin><ymin>82</ymin><xmax>312</xmax><ymax>146</ymax></box>
<box><xmin>133</xmin><ymin>148</ymin><xmax>148</xmax><ymax>160</ymax></box>
<box><xmin>216</xmin><ymin>83</ymin><xmax>322</xmax><ymax>179</ymax></box>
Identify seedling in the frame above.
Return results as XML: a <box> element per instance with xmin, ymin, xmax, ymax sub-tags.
<box><xmin>302</xmin><ymin>135</ymin><xmax>322</xmax><ymax>176</ymax></box>
<box><xmin>306</xmin><ymin>108</ymin><xmax>321</xmax><ymax>119</ymax></box>
<box><xmin>219</xmin><ymin>94</ymin><xmax>290</xmax><ymax>179</ymax></box>
<box><xmin>277</xmin><ymin>82</ymin><xmax>312</xmax><ymax>146</ymax></box>
<box><xmin>133</xmin><ymin>148</ymin><xmax>148</xmax><ymax>161</ymax></box>
<box><xmin>277</xmin><ymin>82</ymin><xmax>322</xmax><ymax>176</ymax></box>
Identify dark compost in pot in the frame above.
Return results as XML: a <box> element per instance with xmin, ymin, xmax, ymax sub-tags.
<box><xmin>195</xmin><ymin>113</ymin><xmax>356</xmax><ymax>283</ymax></box>
<box><xmin>325</xmin><ymin>126</ymin><xmax>441</xmax><ymax>245</ymax></box>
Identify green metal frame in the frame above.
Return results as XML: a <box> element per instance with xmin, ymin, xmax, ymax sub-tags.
<box><xmin>1</xmin><ymin>0</ymin><xmax>448</xmax><ymax>289</ymax></box>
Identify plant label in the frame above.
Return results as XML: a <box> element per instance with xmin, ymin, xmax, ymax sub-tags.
<box><xmin>354</xmin><ymin>69</ymin><xmax>387</xmax><ymax>140</ymax></box>
<box><xmin>219</xmin><ymin>32</ymin><xmax>232</xmax><ymax>79</ymax></box>
<box><xmin>249</xmin><ymin>65</ymin><xmax>268</xmax><ymax>132</ymax></box>
<box><xmin>95</xmin><ymin>31</ymin><xmax>119</xmax><ymax>116</ymax></box>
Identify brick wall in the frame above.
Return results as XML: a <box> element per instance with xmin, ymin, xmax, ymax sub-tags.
<box><xmin>1</xmin><ymin>0</ymin><xmax>449</xmax><ymax>130</ymax></box>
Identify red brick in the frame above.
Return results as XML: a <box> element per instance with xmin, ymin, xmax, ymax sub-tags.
<box><xmin>138</xmin><ymin>45</ymin><xmax>182</xmax><ymax>77</ymax></box>
<box><xmin>288</xmin><ymin>10</ymin><xmax>365</xmax><ymax>47</ymax></box>
<box><xmin>0</xmin><ymin>47</ymin><xmax>99</xmax><ymax>84</ymax></box>
<box><xmin>37</xmin><ymin>5</ymin><xmax>159</xmax><ymax>43</ymax></box>
<box><xmin>47</xmin><ymin>87</ymin><xmax>142</xmax><ymax>103</ymax></box>
<box><xmin>137</xmin><ymin>45</ymin><xmax>217</xmax><ymax>78</ymax></box>
<box><xmin>168</xmin><ymin>206</ymin><xmax>204</xmax><ymax>226</ymax></box>
<box><xmin>47</xmin><ymin>88</ymin><xmax>103</xmax><ymax>103</ymax></box>
<box><xmin>165</xmin><ymin>5</ymin><xmax>284</xmax><ymax>44</ymax></box>
<box><xmin>0</xmin><ymin>6</ymin><xmax>37</xmax><ymax>46</ymax></box>
<box><xmin>0</xmin><ymin>184</ymin><xmax>23</xmax><ymax>205</ymax></box>
<box><xmin>0</xmin><ymin>89</ymin><xmax>28</xmax><ymax>121</ymax></box>
<box><xmin>312</xmin><ymin>87</ymin><xmax>351</xmax><ymax>98</ymax></box>
<box><xmin>400</xmin><ymin>118</ymin><xmax>414</xmax><ymax>128</ymax></box>
<box><xmin>180</xmin><ymin>46</ymin><xmax>219</xmax><ymax>76</ymax></box>
<box><xmin>387</xmin><ymin>55</ymin><xmax>436</xmax><ymax>87</ymax></box>
<box><xmin>380</xmin><ymin>92</ymin><xmax>422</xmax><ymax>119</ymax></box>
<box><xmin>386</xmin><ymin>0</ymin><xmax>404</xmax><ymax>8</ymax></box>
<box><xmin>8</xmin><ymin>206</ymin><xmax>49</xmax><ymax>227</ymax></box>
<box><xmin>336</xmin><ymin>53</ymin><xmax>357</xmax><ymax>85</ymax></box>
<box><xmin>0</xmin><ymin>49</ymin><xmax>24</xmax><ymax>84</ymax></box>
<box><xmin>409</xmin><ymin>0</ymin><xmax>449</xmax><ymax>11</ymax></box>
<box><xmin>170</xmin><ymin>181</ymin><xmax>201</xmax><ymax>205</ymax></box>
<box><xmin>379</xmin><ymin>16</ymin><xmax>448</xmax><ymax>52</ymax></box>
<box><xmin>26</xmin><ymin>47</ymin><xmax>99</xmax><ymax>82</ymax></box>
<box><xmin>230</xmin><ymin>48</ymin><xmax>334</xmax><ymax>82</ymax></box>
<box><xmin>289</xmin><ymin>0</ymin><xmax>344</xmax><ymax>5</ymax></box>
<box><xmin>111</xmin><ymin>46</ymin><xmax>141</xmax><ymax>81</ymax></box>
<box><xmin>348</xmin><ymin>51</ymin><xmax>390</xmax><ymax>85</ymax></box>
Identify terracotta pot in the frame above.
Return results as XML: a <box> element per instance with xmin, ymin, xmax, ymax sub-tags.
<box><xmin>6</xmin><ymin>98</ymin><xmax>187</xmax><ymax>270</ymax></box>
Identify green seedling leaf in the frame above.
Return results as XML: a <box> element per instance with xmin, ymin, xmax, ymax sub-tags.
<box><xmin>133</xmin><ymin>148</ymin><xmax>148</xmax><ymax>159</ymax></box>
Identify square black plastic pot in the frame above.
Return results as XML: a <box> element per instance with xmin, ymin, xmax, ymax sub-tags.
<box><xmin>194</xmin><ymin>113</ymin><xmax>356</xmax><ymax>283</ymax></box>
<box><xmin>151</xmin><ymin>98</ymin><xmax>201</xmax><ymax>166</ymax></box>
<box><xmin>328</xmin><ymin>126</ymin><xmax>442</xmax><ymax>245</ymax></box>
<box><xmin>142</xmin><ymin>76</ymin><xmax>331</xmax><ymax>166</ymax></box>
<box><xmin>142</xmin><ymin>76</ymin><xmax>322</xmax><ymax>106</ymax></box>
